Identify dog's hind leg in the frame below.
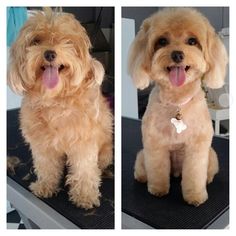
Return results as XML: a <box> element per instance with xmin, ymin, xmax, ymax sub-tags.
<box><xmin>207</xmin><ymin>147</ymin><xmax>219</xmax><ymax>184</ymax></box>
<box><xmin>134</xmin><ymin>149</ymin><xmax>147</xmax><ymax>183</ymax></box>
<box><xmin>98</xmin><ymin>140</ymin><xmax>113</xmax><ymax>172</ymax></box>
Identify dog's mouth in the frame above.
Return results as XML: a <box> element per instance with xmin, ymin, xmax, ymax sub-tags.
<box><xmin>40</xmin><ymin>64</ymin><xmax>65</xmax><ymax>72</ymax></box>
<box><xmin>40</xmin><ymin>64</ymin><xmax>65</xmax><ymax>89</ymax></box>
<box><xmin>166</xmin><ymin>65</ymin><xmax>190</xmax><ymax>87</ymax></box>
<box><xmin>166</xmin><ymin>65</ymin><xmax>190</xmax><ymax>73</ymax></box>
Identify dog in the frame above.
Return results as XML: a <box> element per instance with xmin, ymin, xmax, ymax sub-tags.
<box><xmin>8</xmin><ymin>8</ymin><xmax>113</xmax><ymax>209</ymax></box>
<box><xmin>128</xmin><ymin>8</ymin><xmax>228</xmax><ymax>206</ymax></box>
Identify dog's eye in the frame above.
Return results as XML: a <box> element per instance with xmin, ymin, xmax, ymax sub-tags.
<box><xmin>187</xmin><ymin>37</ymin><xmax>198</xmax><ymax>46</ymax></box>
<box><xmin>154</xmin><ymin>37</ymin><xmax>169</xmax><ymax>51</ymax></box>
<box><xmin>157</xmin><ymin>37</ymin><xmax>169</xmax><ymax>47</ymax></box>
<box><xmin>30</xmin><ymin>38</ymin><xmax>41</xmax><ymax>46</ymax></box>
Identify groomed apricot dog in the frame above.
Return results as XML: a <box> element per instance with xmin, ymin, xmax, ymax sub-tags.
<box><xmin>129</xmin><ymin>8</ymin><xmax>228</xmax><ymax>206</ymax></box>
<box><xmin>8</xmin><ymin>8</ymin><xmax>113</xmax><ymax>209</ymax></box>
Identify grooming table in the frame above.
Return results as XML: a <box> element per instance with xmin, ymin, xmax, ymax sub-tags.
<box><xmin>122</xmin><ymin>117</ymin><xmax>229</xmax><ymax>229</ymax></box>
<box><xmin>7</xmin><ymin>109</ymin><xmax>114</xmax><ymax>229</ymax></box>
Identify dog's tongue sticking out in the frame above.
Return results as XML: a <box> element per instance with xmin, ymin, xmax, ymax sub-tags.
<box><xmin>42</xmin><ymin>66</ymin><xmax>59</xmax><ymax>89</ymax></box>
<box><xmin>169</xmin><ymin>66</ymin><xmax>186</xmax><ymax>87</ymax></box>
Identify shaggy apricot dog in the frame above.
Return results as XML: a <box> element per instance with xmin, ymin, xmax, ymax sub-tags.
<box><xmin>8</xmin><ymin>9</ymin><xmax>113</xmax><ymax>209</ymax></box>
<box><xmin>129</xmin><ymin>8</ymin><xmax>228</xmax><ymax>206</ymax></box>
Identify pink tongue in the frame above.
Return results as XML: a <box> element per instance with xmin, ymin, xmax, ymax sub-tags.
<box><xmin>42</xmin><ymin>66</ymin><xmax>59</xmax><ymax>89</ymax></box>
<box><xmin>169</xmin><ymin>66</ymin><xmax>186</xmax><ymax>87</ymax></box>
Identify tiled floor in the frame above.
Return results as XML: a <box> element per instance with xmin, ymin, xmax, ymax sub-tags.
<box><xmin>7</xmin><ymin>202</ymin><xmax>25</xmax><ymax>229</ymax></box>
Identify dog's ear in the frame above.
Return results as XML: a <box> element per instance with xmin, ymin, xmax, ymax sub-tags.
<box><xmin>128</xmin><ymin>18</ymin><xmax>152</xmax><ymax>90</ymax></box>
<box><xmin>73</xmin><ymin>19</ymin><xmax>92</xmax><ymax>63</ymax></box>
<box><xmin>8</xmin><ymin>60</ymin><xmax>26</xmax><ymax>95</ymax></box>
<box><xmin>91</xmin><ymin>59</ymin><xmax>104</xmax><ymax>85</ymax></box>
<box><xmin>203</xmin><ymin>27</ymin><xmax>228</xmax><ymax>89</ymax></box>
<box><xmin>8</xmin><ymin>30</ymin><xmax>30</xmax><ymax>95</ymax></box>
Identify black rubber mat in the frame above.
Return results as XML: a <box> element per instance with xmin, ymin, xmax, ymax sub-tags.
<box><xmin>7</xmin><ymin>109</ymin><xmax>114</xmax><ymax>229</ymax></box>
<box><xmin>122</xmin><ymin>117</ymin><xmax>229</xmax><ymax>229</ymax></box>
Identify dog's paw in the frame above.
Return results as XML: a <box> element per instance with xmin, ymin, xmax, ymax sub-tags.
<box><xmin>134</xmin><ymin>171</ymin><xmax>147</xmax><ymax>183</ymax></box>
<box><xmin>148</xmin><ymin>183</ymin><xmax>169</xmax><ymax>197</ymax></box>
<box><xmin>29</xmin><ymin>181</ymin><xmax>58</xmax><ymax>198</ymax></box>
<box><xmin>69</xmin><ymin>187</ymin><xmax>101</xmax><ymax>209</ymax></box>
<box><xmin>183</xmin><ymin>190</ymin><xmax>208</xmax><ymax>206</ymax></box>
<box><xmin>134</xmin><ymin>151</ymin><xmax>147</xmax><ymax>183</ymax></box>
<box><xmin>98</xmin><ymin>149</ymin><xmax>113</xmax><ymax>171</ymax></box>
<box><xmin>207</xmin><ymin>171</ymin><xmax>217</xmax><ymax>184</ymax></box>
<box><xmin>207</xmin><ymin>175</ymin><xmax>214</xmax><ymax>184</ymax></box>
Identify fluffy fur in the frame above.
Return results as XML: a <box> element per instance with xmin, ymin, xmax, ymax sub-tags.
<box><xmin>8</xmin><ymin>8</ymin><xmax>113</xmax><ymax>209</ymax></box>
<box><xmin>129</xmin><ymin>8</ymin><xmax>228</xmax><ymax>206</ymax></box>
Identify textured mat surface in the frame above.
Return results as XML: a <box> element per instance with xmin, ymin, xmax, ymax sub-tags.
<box><xmin>7</xmin><ymin>109</ymin><xmax>114</xmax><ymax>229</ymax></box>
<box><xmin>122</xmin><ymin>117</ymin><xmax>229</xmax><ymax>229</ymax></box>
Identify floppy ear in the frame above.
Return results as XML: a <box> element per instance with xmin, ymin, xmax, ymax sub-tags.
<box><xmin>203</xmin><ymin>28</ymin><xmax>228</xmax><ymax>89</ymax></box>
<box><xmin>7</xmin><ymin>60</ymin><xmax>26</xmax><ymax>95</ymax></box>
<box><xmin>61</xmin><ymin>13</ymin><xmax>92</xmax><ymax>65</ymax></box>
<box><xmin>59</xmin><ymin>14</ymin><xmax>93</xmax><ymax>87</ymax></box>
<box><xmin>91</xmin><ymin>59</ymin><xmax>104</xmax><ymax>85</ymax></box>
<box><xmin>128</xmin><ymin>18</ymin><xmax>152</xmax><ymax>90</ymax></box>
<box><xmin>8</xmin><ymin>33</ymin><xmax>29</xmax><ymax>95</ymax></box>
<box><xmin>74</xmin><ymin>21</ymin><xmax>92</xmax><ymax>62</ymax></box>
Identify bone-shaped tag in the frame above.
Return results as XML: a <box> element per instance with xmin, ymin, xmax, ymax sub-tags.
<box><xmin>171</xmin><ymin>118</ymin><xmax>187</xmax><ymax>134</ymax></box>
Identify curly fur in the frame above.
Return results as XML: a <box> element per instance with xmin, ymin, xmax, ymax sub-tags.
<box><xmin>8</xmin><ymin>8</ymin><xmax>113</xmax><ymax>209</ymax></box>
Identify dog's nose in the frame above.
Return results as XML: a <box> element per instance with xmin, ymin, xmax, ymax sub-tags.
<box><xmin>171</xmin><ymin>51</ymin><xmax>184</xmax><ymax>63</ymax></box>
<box><xmin>44</xmin><ymin>50</ymin><xmax>57</xmax><ymax>62</ymax></box>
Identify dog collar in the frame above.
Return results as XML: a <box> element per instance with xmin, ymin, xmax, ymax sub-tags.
<box><xmin>158</xmin><ymin>87</ymin><xmax>202</xmax><ymax>134</ymax></box>
<box><xmin>162</xmin><ymin>95</ymin><xmax>194</xmax><ymax>134</ymax></box>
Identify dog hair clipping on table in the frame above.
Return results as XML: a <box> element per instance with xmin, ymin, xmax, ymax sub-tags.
<box><xmin>171</xmin><ymin>118</ymin><xmax>187</xmax><ymax>134</ymax></box>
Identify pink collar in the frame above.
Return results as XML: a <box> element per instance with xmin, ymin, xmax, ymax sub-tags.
<box><xmin>175</xmin><ymin>96</ymin><xmax>194</xmax><ymax>107</ymax></box>
<box><xmin>159</xmin><ymin>93</ymin><xmax>196</xmax><ymax>108</ymax></box>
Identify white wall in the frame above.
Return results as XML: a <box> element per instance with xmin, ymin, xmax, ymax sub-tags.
<box><xmin>7</xmin><ymin>87</ymin><xmax>22</xmax><ymax>110</ymax></box>
<box><xmin>122</xmin><ymin>18</ymin><xmax>138</xmax><ymax>119</ymax></box>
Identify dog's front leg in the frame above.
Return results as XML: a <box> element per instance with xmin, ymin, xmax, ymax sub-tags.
<box><xmin>66</xmin><ymin>142</ymin><xmax>101</xmax><ymax>209</ymax></box>
<box><xmin>29</xmin><ymin>148</ymin><xmax>65</xmax><ymax>198</ymax></box>
<box><xmin>182</xmin><ymin>142</ymin><xmax>209</xmax><ymax>206</ymax></box>
<box><xmin>144</xmin><ymin>147</ymin><xmax>171</xmax><ymax>197</ymax></box>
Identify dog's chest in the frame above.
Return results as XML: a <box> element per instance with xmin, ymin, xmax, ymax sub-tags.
<box><xmin>147</xmin><ymin>105</ymin><xmax>195</xmax><ymax>144</ymax></box>
<box><xmin>41</xmin><ymin>105</ymin><xmax>93</xmax><ymax>138</ymax></box>
<box><xmin>168</xmin><ymin>114</ymin><xmax>196</xmax><ymax>144</ymax></box>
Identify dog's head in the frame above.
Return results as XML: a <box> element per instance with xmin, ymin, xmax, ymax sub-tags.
<box><xmin>128</xmin><ymin>8</ymin><xmax>228</xmax><ymax>90</ymax></box>
<box><xmin>8</xmin><ymin>8</ymin><xmax>104</xmax><ymax>96</ymax></box>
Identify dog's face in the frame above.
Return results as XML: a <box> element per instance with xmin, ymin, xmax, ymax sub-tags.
<box><xmin>129</xmin><ymin>8</ymin><xmax>228</xmax><ymax>90</ymax></box>
<box><xmin>8</xmin><ymin>9</ymin><xmax>103</xmax><ymax>96</ymax></box>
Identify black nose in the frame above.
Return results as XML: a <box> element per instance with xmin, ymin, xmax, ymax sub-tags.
<box><xmin>44</xmin><ymin>50</ymin><xmax>57</xmax><ymax>62</ymax></box>
<box><xmin>171</xmin><ymin>51</ymin><xmax>184</xmax><ymax>63</ymax></box>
